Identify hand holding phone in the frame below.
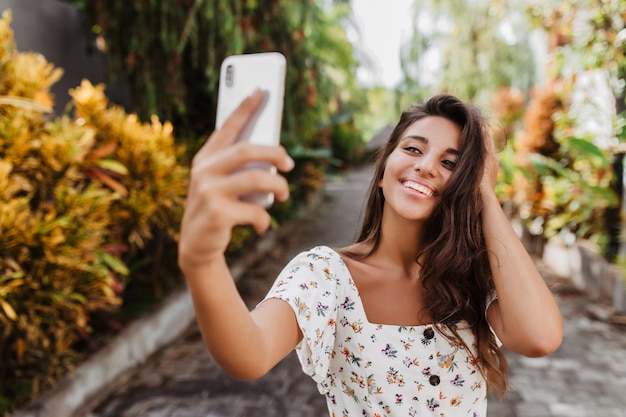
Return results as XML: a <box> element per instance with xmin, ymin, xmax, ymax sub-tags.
<box><xmin>180</xmin><ymin>90</ymin><xmax>294</xmax><ymax>267</ymax></box>
<box><xmin>215</xmin><ymin>52</ymin><xmax>287</xmax><ymax>207</ymax></box>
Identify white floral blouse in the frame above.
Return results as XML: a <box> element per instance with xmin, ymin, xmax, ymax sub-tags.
<box><xmin>263</xmin><ymin>246</ymin><xmax>489</xmax><ymax>417</ymax></box>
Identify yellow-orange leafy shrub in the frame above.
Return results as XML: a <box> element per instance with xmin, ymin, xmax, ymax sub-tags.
<box><xmin>0</xmin><ymin>10</ymin><xmax>187</xmax><ymax>412</ymax></box>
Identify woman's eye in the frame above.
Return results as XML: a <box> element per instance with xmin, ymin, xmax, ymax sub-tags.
<box><xmin>404</xmin><ymin>146</ymin><xmax>421</xmax><ymax>154</ymax></box>
<box><xmin>442</xmin><ymin>160</ymin><xmax>457</xmax><ymax>170</ymax></box>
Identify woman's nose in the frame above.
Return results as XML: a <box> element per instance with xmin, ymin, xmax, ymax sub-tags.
<box><xmin>414</xmin><ymin>155</ymin><xmax>436</xmax><ymax>177</ymax></box>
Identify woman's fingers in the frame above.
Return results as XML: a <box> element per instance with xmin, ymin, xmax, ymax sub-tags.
<box><xmin>208</xmin><ymin>197</ymin><xmax>274</xmax><ymax>235</ymax></box>
<box><xmin>179</xmin><ymin>89</ymin><xmax>296</xmax><ymax>267</ymax></box>
<box><xmin>212</xmin><ymin>168</ymin><xmax>292</xmax><ymax>203</ymax></box>
<box><xmin>481</xmin><ymin>135</ymin><xmax>500</xmax><ymax>193</ymax></box>
<box><xmin>180</xmin><ymin>167</ymin><xmax>287</xmax><ymax>264</ymax></box>
<box><xmin>195</xmin><ymin>90</ymin><xmax>265</xmax><ymax>159</ymax></box>
<box><xmin>181</xmin><ymin>143</ymin><xmax>293</xmax><ymax>262</ymax></box>
<box><xmin>179</xmin><ymin>195</ymin><xmax>273</xmax><ymax>268</ymax></box>
<box><xmin>194</xmin><ymin>142</ymin><xmax>294</xmax><ymax>176</ymax></box>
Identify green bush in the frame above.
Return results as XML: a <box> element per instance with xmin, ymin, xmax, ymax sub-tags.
<box><xmin>330</xmin><ymin>117</ymin><xmax>365</xmax><ymax>167</ymax></box>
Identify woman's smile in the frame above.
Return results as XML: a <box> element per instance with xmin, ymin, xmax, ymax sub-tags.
<box><xmin>400</xmin><ymin>178</ymin><xmax>436</xmax><ymax>198</ymax></box>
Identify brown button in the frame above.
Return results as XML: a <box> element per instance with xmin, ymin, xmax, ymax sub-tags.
<box><xmin>429</xmin><ymin>375</ymin><xmax>440</xmax><ymax>386</ymax></box>
<box><xmin>423</xmin><ymin>327</ymin><xmax>435</xmax><ymax>340</ymax></box>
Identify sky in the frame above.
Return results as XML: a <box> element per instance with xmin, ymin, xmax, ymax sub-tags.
<box><xmin>349</xmin><ymin>0</ymin><xmax>415</xmax><ymax>88</ymax></box>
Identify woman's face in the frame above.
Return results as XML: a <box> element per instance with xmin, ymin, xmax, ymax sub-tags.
<box><xmin>379</xmin><ymin>115</ymin><xmax>462</xmax><ymax>222</ymax></box>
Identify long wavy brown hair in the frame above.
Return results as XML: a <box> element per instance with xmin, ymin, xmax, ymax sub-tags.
<box><xmin>345</xmin><ymin>94</ymin><xmax>508</xmax><ymax>396</ymax></box>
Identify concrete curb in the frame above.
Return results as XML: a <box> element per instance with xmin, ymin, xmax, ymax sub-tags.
<box><xmin>11</xmin><ymin>195</ymin><xmax>321</xmax><ymax>417</ymax></box>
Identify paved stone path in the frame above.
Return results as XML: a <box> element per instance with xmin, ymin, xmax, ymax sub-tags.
<box><xmin>83</xmin><ymin>165</ymin><xmax>626</xmax><ymax>417</ymax></box>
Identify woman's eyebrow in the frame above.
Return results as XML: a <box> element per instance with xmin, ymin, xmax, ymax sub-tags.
<box><xmin>403</xmin><ymin>135</ymin><xmax>460</xmax><ymax>156</ymax></box>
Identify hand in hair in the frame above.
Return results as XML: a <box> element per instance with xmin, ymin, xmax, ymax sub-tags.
<box><xmin>479</xmin><ymin>134</ymin><xmax>499</xmax><ymax>196</ymax></box>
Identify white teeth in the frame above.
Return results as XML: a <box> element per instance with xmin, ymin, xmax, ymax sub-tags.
<box><xmin>402</xmin><ymin>180</ymin><xmax>434</xmax><ymax>197</ymax></box>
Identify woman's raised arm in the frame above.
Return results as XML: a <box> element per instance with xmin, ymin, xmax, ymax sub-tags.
<box><xmin>481</xmin><ymin>136</ymin><xmax>563</xmax><ymax>357</ymax></box>
<box><xmin>178</xmin><ymin>90</ymin><xmax>302</xmax><ymax>379</ymax></box>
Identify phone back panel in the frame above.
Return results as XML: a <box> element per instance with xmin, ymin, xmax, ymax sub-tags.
<box><xmin>215</xmin><ymin>52</ymin><xmax>286</xmax><ymax>147</ymax></box>
<box><xmin>215</xmin><ymin>52</ymin><xmax>286</xmax><ymax>207</ymax></box>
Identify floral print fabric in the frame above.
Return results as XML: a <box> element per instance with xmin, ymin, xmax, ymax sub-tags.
<box><xmin>263</xmin><ymin>246</ymin><xmax>488</xmax><ymax>417</ymax></box>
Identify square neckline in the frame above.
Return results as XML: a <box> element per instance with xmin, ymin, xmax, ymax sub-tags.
<box><xmin>318</xmin><ymin>245</ymin><xmax>435</xmax><ymax>329</ymax></box>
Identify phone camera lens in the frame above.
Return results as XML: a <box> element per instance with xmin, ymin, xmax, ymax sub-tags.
<box><xmin>225</xmin><ymin>64</ymin><xmax>234</xmax><ymax>87</ymax></box>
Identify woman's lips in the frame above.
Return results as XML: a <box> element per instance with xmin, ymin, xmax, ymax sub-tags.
<box><xmin>401</xmin><ymin>180</ymin><xmax>435</xmax><ymax>197</ymax></box>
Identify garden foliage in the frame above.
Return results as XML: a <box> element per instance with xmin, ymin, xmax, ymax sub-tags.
<box><xmin>0</xmin><ymin>11</ymin><xmax>187</xmax><ymax>411</ymax></box>
<box><xmin>65</xmin><ymin>0</ymin><xmax>369</xmax><ymax>220</ymax></box>
<box><xmin>69</xmin><ymin>0</ymin><xmax>363</xmax><ymax>154</ymax></box>
<box><xmin>505</xmin><ymin>80</ymin><xmax>617</xmax><ymax>246</ymax></box>
<box><xmin>507</xmin><ymin>0</ymin><xmax>626</xmax><ymax>250</ymax></box>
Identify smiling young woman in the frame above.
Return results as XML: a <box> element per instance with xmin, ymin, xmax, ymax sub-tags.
<box><xmin>178</xmin><ymin>93</ymin><xmax>563</xmax><ymax>416</ymax></box>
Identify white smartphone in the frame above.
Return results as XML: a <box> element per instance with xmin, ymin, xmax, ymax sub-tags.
<box><xmin>215</xmin><ymin>52</ymin><xmax>287</xmax><ymax>207</ymax></box>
